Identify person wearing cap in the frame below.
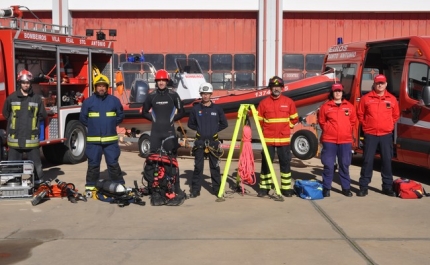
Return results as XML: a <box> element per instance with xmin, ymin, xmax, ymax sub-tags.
<box><xmin>79</xmin><ymin>74</ymin><xmax>125</xmax><ymax>192</ymax></box>
<box><xmin>3</xmin><ymin>69</ymin><xmax>47</xmax><ymax>184</ymax></box>
<box><xmin>187</xmin><ymin>82</ymin><xmax>228</xmax><ymax>198</ymax></box>
<box><xmin>318</xmin><ymin>83</ymin><xmax>357</xmax><ymax>197</ymax></box>
<box><xmin>356</xmin><ymin>74</ymin><xmax>400</xmax><ymax>197</ymax></box>
<box><xmin>257</xmin><ymin>76</ymin><xmax>299</xmax><ymax>198</ymax></box>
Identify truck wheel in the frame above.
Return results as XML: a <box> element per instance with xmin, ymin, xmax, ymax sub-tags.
<box><xmin>62</xmin><ymin>120</ymin><xmax>87</xmax><ymax>164</ymax></box>
<box><xmin>138</xmin><ymin>134</ymin><xmax>151</xmax><ymax>158</ymax></box>
<box><xmin>291</xmin><ymin>130</ymin><xmax>318</xmax><ymax>160</ymax></box>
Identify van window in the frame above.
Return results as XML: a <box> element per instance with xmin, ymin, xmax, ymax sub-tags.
<box><xmin>325</xmin><ymin>63</ymin><xmax>356</xmax><ymax>99</ymax></box>
<box><xmin>408</xmin><ymin>63</ymin><xmax>430</xmax><ymax>101</ymax></box>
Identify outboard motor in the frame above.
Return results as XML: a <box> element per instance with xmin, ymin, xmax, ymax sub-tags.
<box><xmin>130</xmin><ymin>79</ymin><xmax>149</xmax><ymax>103</ymax></box>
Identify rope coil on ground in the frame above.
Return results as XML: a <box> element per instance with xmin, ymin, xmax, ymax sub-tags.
<box><xmin>237</xmin><ymin>125</ymin><xmax>256</xmax><ymax>194</ymax></box>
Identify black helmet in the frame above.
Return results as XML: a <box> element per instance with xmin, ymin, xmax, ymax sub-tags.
<box><xmin>268</xmin><ymin>76</ymin><xmax>284</xmax><ymax>88</ymax></box>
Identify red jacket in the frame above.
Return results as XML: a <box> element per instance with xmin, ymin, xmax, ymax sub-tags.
<box><xmin>357</xmin><ymin>90</ymin><xmax>400</xmax><ymax>136</ymax></box>
<box><xmin>257</xmin><ymin>95</ymin><xmax>298</xmax><ymax>146</ymax></box>
<box><xmin>318</xmin><ymin>99</ymin><xmax>357</xmax><ymax>144</ymax></box>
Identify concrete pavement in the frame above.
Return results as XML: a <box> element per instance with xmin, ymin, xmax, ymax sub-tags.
<box><xmin>1</xmin><ymin>143</ymin><xmax>430</xmax><ymax>265</ymax></box>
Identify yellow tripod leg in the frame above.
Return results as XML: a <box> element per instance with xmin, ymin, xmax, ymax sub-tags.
<box><xmin>249</xmin><ymin>105</ymin><xmax>283</xmax><ymax>201</ymax></box>
<box><xmin>217</xmin><ymin>104</ymin><xmax>248</xmax><ymax>200</ymax></box>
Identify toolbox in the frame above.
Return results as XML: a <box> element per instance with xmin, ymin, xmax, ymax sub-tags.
<box><xmin>0</xmin><ymin>160</ymin><xmax>34</xmax><ymax>198</ymax></box>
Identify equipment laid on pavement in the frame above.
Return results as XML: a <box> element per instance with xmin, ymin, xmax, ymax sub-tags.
<box><xmin>393</xmin><ymin>178</ymin><xmax>430</xmax><ymax>199</ymax></box>
<box><xmin>0</xmin><ymin>160</ymin><xmax>34</xmax><ymax>199</ymax></box>
<box><xmin>94</xmin><ymin>179</ymin><xmax>146</xmax><ymax>207</ymax></box>
<box><xmin>31</xmin><ymin>178</ymin><xmax>86</xmax><ymax>206</ymax></box>
<box><xmin>294</xmin><ymin>179</ymin><xmax>323</xmax><ymax>200</ymax></box>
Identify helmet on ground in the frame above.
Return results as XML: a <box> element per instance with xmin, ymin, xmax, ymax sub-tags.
<box><xmin>93</xmin><ymin>74</ymin><xmax>110</xmax><ymax>89</ymax></box>
<box><xmin>17</xmin><ymin>69</ymin><xmax>33</xmax><ymax>82</ymax></box>
<box><xmin>268</xmin><ymin>76</ymin><xmax>284</xmax><ymax>88</ymax></box>
<box><xmin>155</xmin><ymin>69</ymin><xmax>170</xmax><ymax>81</ymax></box>
<box><xmin>199</xmin><ymin>82</ymin><xmax>213</xmax><ymax>94</ymax></box>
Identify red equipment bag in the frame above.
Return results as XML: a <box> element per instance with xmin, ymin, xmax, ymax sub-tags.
<box><xmin>392</xmin><ymin>178</ymin><xmax>429</xmax><ymax>199</ymax></box>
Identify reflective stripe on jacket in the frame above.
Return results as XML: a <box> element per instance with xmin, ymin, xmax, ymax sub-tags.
<box><xmin>79</xmin><ymin>94</ymin><xmax>124</xmax><ymax>144</ymax></box>
<box><xmin>257</xmin><ymin>94</ymin><xmax>298</xmax><ymax>146</ymax></box>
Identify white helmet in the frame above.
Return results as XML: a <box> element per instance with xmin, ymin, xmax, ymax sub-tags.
<box><xmin>199</xmin><ymin>82</ymin><xmax>213</xmax><ymax>94</ymax></box>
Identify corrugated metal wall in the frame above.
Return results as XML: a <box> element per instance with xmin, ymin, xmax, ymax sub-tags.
<box><xmin>72</xmin><ymin>11</ymin><xmax>257</xmax><ymax>54</ymax></box>
<box><xmin>283</xmin><ymin>12</ymin><xmax>430</xmax><ymax>54</ymax></box>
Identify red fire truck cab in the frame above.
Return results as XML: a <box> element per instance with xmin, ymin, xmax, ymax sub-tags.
<box><xmin>322</xmin><ymin>36</ymin><xmax>430</xmax><ymax>169</ymax></box>
<box><xmin>0</xmin><ymin>7</ymin><xmax>114</xmax><ymax>164</ymax></box>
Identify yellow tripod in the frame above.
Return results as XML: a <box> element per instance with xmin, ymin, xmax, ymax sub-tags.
<box><xmin>217</xmin><ymin>104</ymin><xmax>283</xmax><ymax>202</ymax></box>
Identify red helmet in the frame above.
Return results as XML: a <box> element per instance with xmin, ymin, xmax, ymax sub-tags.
<box><xmin>155</xmin><ymin>69</ymin><xmax>170</xmax><ymax>81</ymax></box>
<box><xmin>17</xmin><ymin>69</ymin><xmax>33</xmax><ymax>82</ymax></box>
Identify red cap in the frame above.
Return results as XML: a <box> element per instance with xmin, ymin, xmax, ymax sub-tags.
<box><xmin>331</xmin><ymin>83</ymin><xmax>343</xmax><ymax>91</ymax></box>
<box><xmin>374</xmin><ymin>74</ymin><xmax>387</xmax><ymax>83</ymax></box>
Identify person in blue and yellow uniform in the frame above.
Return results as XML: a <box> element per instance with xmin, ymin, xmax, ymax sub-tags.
<box><xmin>318</xmin><ymin>83</ymin><xmax>357</xmax><ymax>197</ymax></box>
<box><xmin>79</xmin><ymin>74</ymin><xmax>125</xmax><ymax>192</ymax></box>
<box><xmin>2</xmin><ymin>69</ymin><xmax>47</xmax><ymax>183</ymax></box>
<box><xmin>187</xmin><ymin>82</ymin><xmax>228</xmax><ymax>198</ymax></box>
<box><xmin>257</xmin><ymin>76</ymin><xmax>299</xmax><ymax>198</ymax></box>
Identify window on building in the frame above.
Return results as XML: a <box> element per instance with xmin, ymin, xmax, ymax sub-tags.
<box><xmin>234</xmin><ymin>72</ymin><xmax>255</xmax><ymax>88</ymax></box>
<box><xmin>211</xmin><ymin>54</ymin><xmax>232</xmax><ymax>71</ymax></box>
<box><xmin>212</xmin><ymin>72</ymin><xmax>233</xmax><ymax>90</ymax></box>
<box><xmin>144</xmin><ymin>54</ymin><xmax>164</xmax><ymax>70</ymax></box>
<box><xmin>305</xmin><ymin>54</ymin><xmax>324</xmax><ymax>71</ymax></box>
<box><xmin>189</xmin><ymin>54</ymin><xmax>210</xmax><ymax>71</ymax></box>
<box><xmin>166</xmin><ymin>54</ymin><xmax>186</xmax><ymax>71</ymax></box>
<box><xmin>282</xmin><ymin>54</ymin><xmax>304</xmax><ymax>70</ymax></box>
<box><xmin>234</xmin><ymin>54</ymin><xmax>255</xmax><ymax>71</ymax></box>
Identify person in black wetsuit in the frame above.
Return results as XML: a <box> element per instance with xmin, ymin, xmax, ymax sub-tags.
<box><xmin>142</xmin><ymin>69</ymin><xmax>185</xmax><ymax>154</ymax></box>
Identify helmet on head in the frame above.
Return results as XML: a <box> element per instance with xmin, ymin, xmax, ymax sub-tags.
<box><xmin>199</xmin><ymin>82</ymin><xmax>213</xmax><ymax>94</ymax></box>
<box><xmin>268</xmin><ymin>76</ymin><xmax>284</xmax><ymax>88</ymax></box>
<box><xmin>17</xmin><ymin>69</ymin><xmax>33</xmax><ymax>82</ymax></box>
<box><xmin>155</xmin><ymin>69</ymin><xmax>170</xmax><ymax>81</ymax></box>
<box><xmin>93</xmin><ymin>74</ymin><xmax>110</xmax><ymax>90</ymax></box>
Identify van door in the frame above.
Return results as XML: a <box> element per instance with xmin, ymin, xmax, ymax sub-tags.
<box><xmin>397</xmin><ymin>60</ymin><xmax>430</xmax><ymax>168</ymax></box>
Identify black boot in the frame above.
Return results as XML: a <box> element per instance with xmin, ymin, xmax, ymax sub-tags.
<box><xmin>382</xmin><ymin>188</ymin><xmax>396</xmax><ymax>197</ymax></box>
<box><xmin>257</xmin><ymin>189</ymin><xmax>269</xmax><ymax>197</ymax></box>
<box><xmin>281</xmin><ymin>189</ymin><xmax>294</xmax><ymax>197</ymax></box>
<box><xmin>323</xmin><ymin>188</ymin><xmax>330</xmax><ymax>197</ymax></box>
<box><xmin>108</xmin><ymin>163</ymin><xmax>125</xmax><ymax>184</ymax></box>
<box><xmin>356</xmin><ymin>188</ymin><xmax>368</xmax><ymax>197</ymax></box>
<box><xmin>342</xmin><ymin>189</ymin><xmax>353</xmax><ymax>197</ymax></box>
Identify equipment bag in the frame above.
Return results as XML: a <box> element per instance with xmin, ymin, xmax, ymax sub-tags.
<box><xmin>393</xmin><ymin>178</ymin><xmax>429</xmax><ymax>199</ymax></box>
<box><xmin>294</xmin><ymin>179</ymin><xmax>324</xmax><ymax>200</ymax></box>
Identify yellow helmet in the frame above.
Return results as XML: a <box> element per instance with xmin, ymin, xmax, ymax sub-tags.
<box><xmin>93</xmin><ymin>74</ymin><xmax>110</xmax><ymax>90</ymax></box>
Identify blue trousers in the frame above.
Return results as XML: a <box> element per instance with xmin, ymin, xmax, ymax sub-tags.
<box><xmin>321</xmin><ymin>142</ymin><xmax>352</xmax><ymax>190</ymax></box>
<box><xmin>359</xmin><ymin>133</ymin><xmax>393</xmax><ymax>190</ymax></box>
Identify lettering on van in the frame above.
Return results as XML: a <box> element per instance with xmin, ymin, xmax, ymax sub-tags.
<box><xmin>327</xmin><ymin>52</ymin><xmax>357</xmax><ymax>60</ymax></box>
<box><xmin>329</xmin><ymin>45</ymin><xmax>348</xmax><ymax>52</ymax></box>
<box><xmin>24</xmin><ymin>32</ymin><xmax>47</xmax><ymax>41</ymax></box>
<box><xmin>90</xmin><ymin>40</ymin><xmax>107</xmax><ymax>47</ymax></box>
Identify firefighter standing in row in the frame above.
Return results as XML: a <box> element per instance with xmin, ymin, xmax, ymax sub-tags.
<box><xmin>142</xmin><ymin>69</ymin><xmax>185</xmax><ymax>155</ymax></box>
<box><xmin>79</xmin><ymin>74</ymin><xmax>125</xmax><ymax>192</ymax></box>
<box><xmin>2</xmin><ymin>70</ymin><xmax>47</xmax><ymax>183</ymax></box>
<box><xmin>318</xmin><ymin>83</ymin><xmax>357</xmax><ymax>197</ymax></box>
<box><xmin>257</xmin><ymin>76</ymin><xmax>299</xmax><ymax>197</ymax></box>
<box><xmin>187</xmin><ymin>83</ymin><xmax>228</xmax><ymax>198</ymax></box>
<box><xmin>356</xmin><ymin>74</ymin><xmax>400</xmax><ymax>197</ymax></box>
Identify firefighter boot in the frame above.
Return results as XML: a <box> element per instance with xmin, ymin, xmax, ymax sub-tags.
<box><xmin>108</xmin><ymin>163</ymin><xmax>125</xmax><ymax>184</ymax></box>
<box><xmin>356</xmin><ymin>187</ymin><xmax>368</xmax><ymax>197</ymax></box>
<box><xmin>281</xmin><ymin>189</ymin><xmax>295</xmax><ymax>197</ymax></box>
<box><xmin>257</xmin><ymin>189</ymin><xmax>269</xmax><ymax>197</ymax></box>
<box><xmin>85</xmin><ymin>165</ymin><xmax>100</xmax><ymax>198</ymax></box>
<box><xmin>323</xmin><ymin>188</ymin><xmax>331</xmax><ymax>197</ymax></box>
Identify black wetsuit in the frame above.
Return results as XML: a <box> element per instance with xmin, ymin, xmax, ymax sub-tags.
<box><xmin>142</xmin><ymin>88</ymin><xmax>185</xmax><ymax>154</ymax></box>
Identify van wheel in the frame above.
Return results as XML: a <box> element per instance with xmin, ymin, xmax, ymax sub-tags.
<box><xmin>291</xmin><ymin>130</ymin><xmax>318</xmax><ymax>160</ymax></box>
<box><xmin>138</xmin><ymin>134</ymin><xmax>151</xmax><ymax>158</ymax></box>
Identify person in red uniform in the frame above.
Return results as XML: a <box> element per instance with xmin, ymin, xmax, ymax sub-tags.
<box><xmin>257</xmin><ymin>76</ymin><xmax>299</xmax><ymax>197</ymax></box>
<box><xmin>356</xmin><ymin>74</ymin><xmax>400</xmax><ymax>197</ymax></box>
<box><xmin>318</xmin><ymin>83</ymin><xmax>357</xmax><ymax>197</ymax></box>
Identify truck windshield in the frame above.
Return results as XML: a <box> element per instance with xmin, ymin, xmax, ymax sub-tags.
<box><xmin>325</xmin><ymin>63</ymin><xmax>357</xmax><ymax>99</ymax></box>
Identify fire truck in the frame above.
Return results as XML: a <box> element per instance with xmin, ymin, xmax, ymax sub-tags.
<box><xmin>316</xmin><ymin>36</ymin><xmax>430</xmax><ymax>168</ymax></box>
<box><xmin>0</xmin><ymin>6</ymin><xmax>114</xmax><ymax>164</ymax></box>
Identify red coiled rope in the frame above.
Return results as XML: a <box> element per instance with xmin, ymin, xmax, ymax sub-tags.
<box><xmin>237</xmin><ymin>125</ymin><xmax>256</xmax><ymax>194</ymax></box>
